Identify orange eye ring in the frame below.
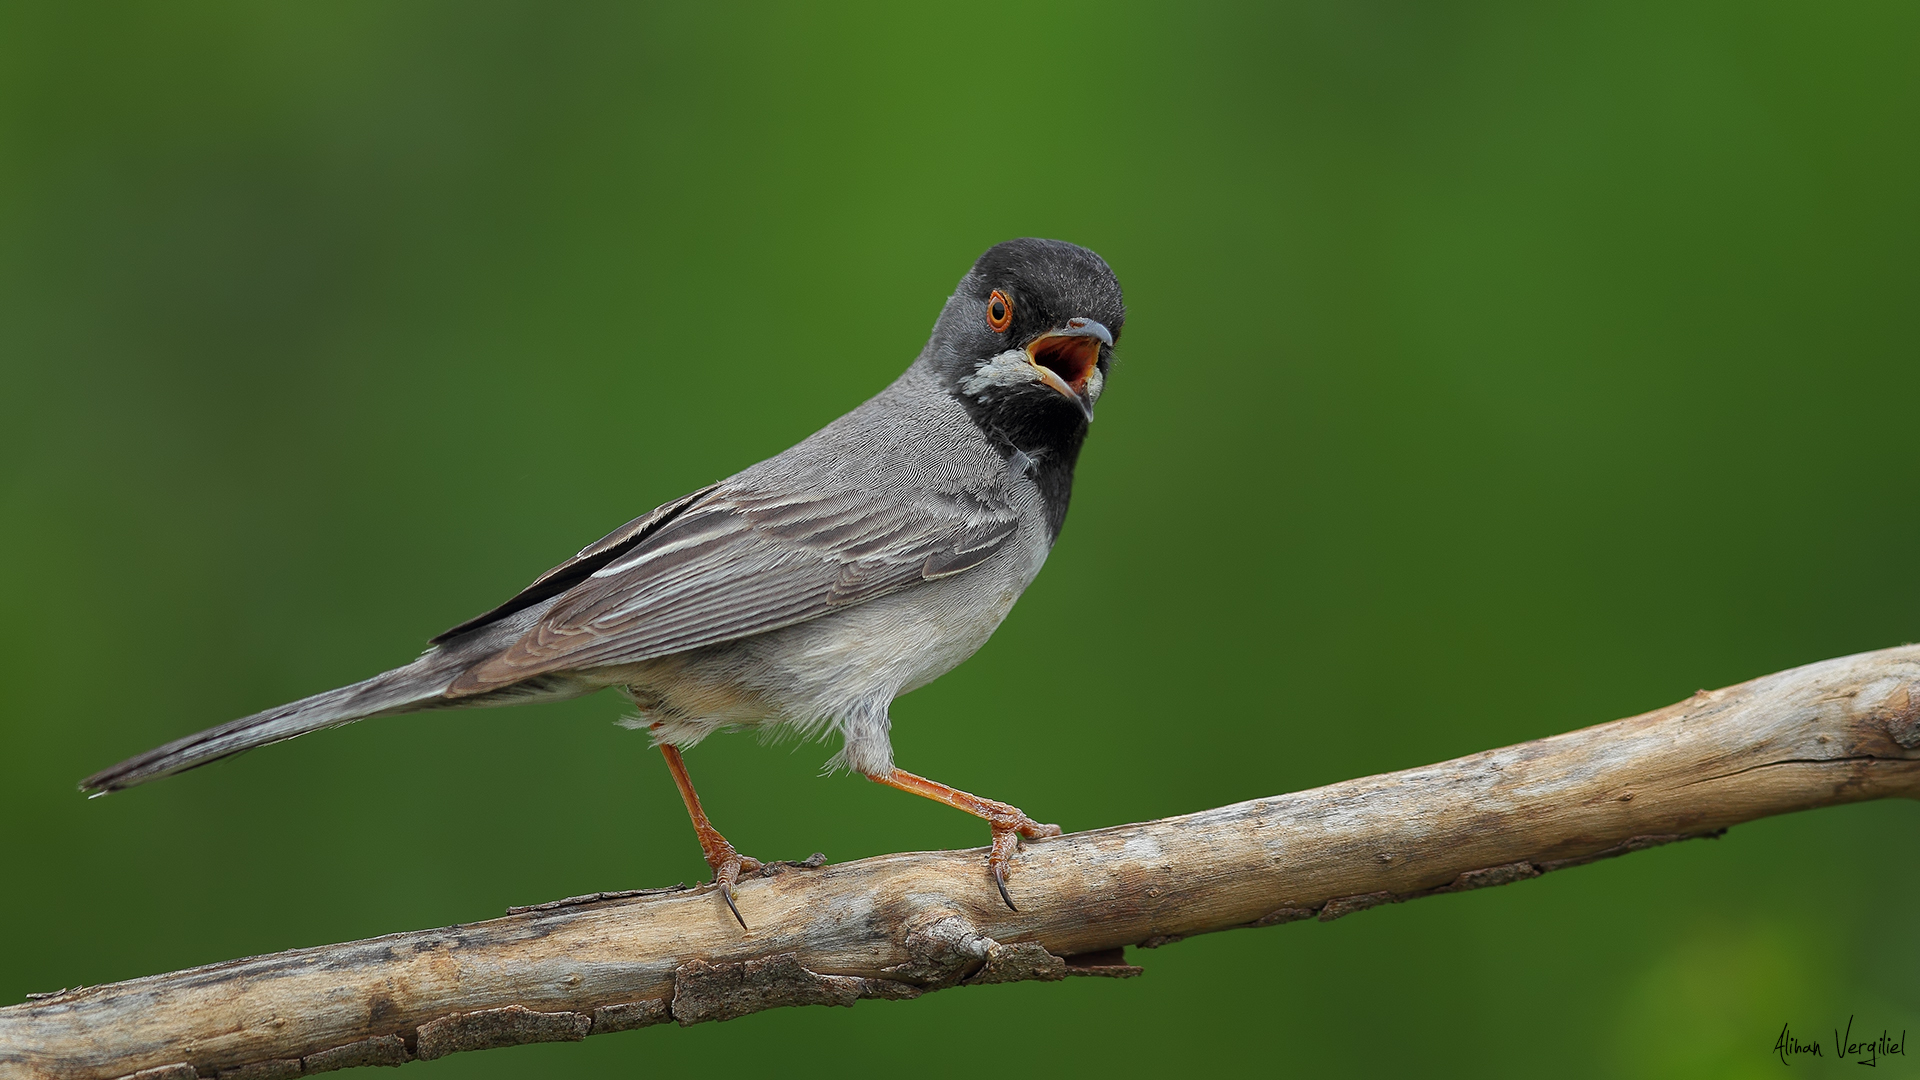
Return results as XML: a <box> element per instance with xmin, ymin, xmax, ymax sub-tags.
<box><xmin>986</xmin><ymin>290</ymin><xmax>1013</xmax><ymax>332</ymax></box>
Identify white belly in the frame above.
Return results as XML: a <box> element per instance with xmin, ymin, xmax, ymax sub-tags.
<box><xmin>613</xmin><ymin>512</ymin><xmax>1050</xmax><ymax>776</ymax></box>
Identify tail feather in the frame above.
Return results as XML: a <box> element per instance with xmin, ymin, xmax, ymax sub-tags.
<box><xmin>81</xmin><ymin>599</ymin><xmax>600</xmax><ymax>795</ymax></box>
<box><xmin>79</xmin><ymin>657</ymin><xmax>464</xmax><ymax>794</ymax></box>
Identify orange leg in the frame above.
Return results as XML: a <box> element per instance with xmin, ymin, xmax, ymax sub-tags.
<box><xmin>657</xmin><ymin>739</ymin><xmax>761</xmax><ymax>929</ymax></box>
<box><xmin>869</xmin><ymin>768</ymin><xmax>1061</xmax><ymax>911</ymax></box>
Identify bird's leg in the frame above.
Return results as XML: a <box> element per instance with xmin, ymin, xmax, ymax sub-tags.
<box><xmin>657</xmin><ymin>740</ymin><xmax>761</xmax><ymax>929</ymax></box>
<box><xmin>868</xmin><ymin>767</ymin><xmax>1061</xmax><ymax>911</ymax></box>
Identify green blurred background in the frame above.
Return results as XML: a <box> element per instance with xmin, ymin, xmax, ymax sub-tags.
<box><xmin>2</xmin><ymin>3</ymin><xmax>1916</xmax><ymax>1076</ymax></box>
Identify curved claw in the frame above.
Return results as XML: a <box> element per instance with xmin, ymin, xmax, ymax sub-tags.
<box><xmin>702</xmin><ymin>846</ymin><xmax>760</xmax><ymax>931</ymax></box>
<box><xmin>987</xmin><ymin>815</ymin><xmax>1056</xmax><ymax>911</ymax></box>
<box><xmin>719</xmin><ymin>879</ymin><xmax>748</xmax><ymax>929</ymax></box>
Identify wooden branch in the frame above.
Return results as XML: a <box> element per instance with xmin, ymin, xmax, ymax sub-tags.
<box><xmin>7</xmin><ymin>646</ymin><xmax>1920</xmax><ymax>1080</ymax></box>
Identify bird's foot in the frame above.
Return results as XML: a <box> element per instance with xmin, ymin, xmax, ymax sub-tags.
<box><xmin>868</xmin><ymin>768</ymin><xmax>1062</xmax><ymax>912</ymax></box>
<box><xmin>695</xmin><ymin>831</ymin><xmax>763</xmax><ymax>930</ymax></box>
<box><xmin>983</xmin><ymin>803</ymin><xmax>1062</xmax><ymax>912</ymax></box>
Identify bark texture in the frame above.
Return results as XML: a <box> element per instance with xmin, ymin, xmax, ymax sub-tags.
<box><xmin>6</xmin><ymin>645</ymin><xmax>1919</xmax><ymax>1079</ymax></box>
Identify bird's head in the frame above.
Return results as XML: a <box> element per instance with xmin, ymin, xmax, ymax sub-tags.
<box><xmin>927</xmin><ymin>238</ymin><xmax>1125</xmax><ymax>428</ymax></box>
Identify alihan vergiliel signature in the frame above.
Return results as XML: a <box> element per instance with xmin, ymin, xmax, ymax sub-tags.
<box><xmin>1776</xmin><ymin>1016</ymin><xmax>1907</xmax><ymax>1066</ymax></box>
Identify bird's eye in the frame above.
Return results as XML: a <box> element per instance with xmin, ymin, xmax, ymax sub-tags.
<box><xmin>986</xmin><ymin>290</ymin><xmax>1012</xmax><ymax>332</ymax></box>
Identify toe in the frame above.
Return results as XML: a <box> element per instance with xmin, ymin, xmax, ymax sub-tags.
<box><xmin>703</xmin><ymin>849</ymin><xmax>757</xmax><ymax>930</ymax></box>
<box><xmin>987</xmin><ymin>825</ymin><xmax>1023</xmax><ymax>911</ymax></box>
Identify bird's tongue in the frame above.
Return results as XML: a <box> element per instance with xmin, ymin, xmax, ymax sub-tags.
<box><xmin>1029</xmin><ymin>334</ymin><xmax>1099</xmax><ymax>394</ymax></box>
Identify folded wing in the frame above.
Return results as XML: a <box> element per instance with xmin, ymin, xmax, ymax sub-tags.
<box><xmin>444</xmin><ymin>478</ymin><xmax>1020</xmax><ymax>697</ymax></box>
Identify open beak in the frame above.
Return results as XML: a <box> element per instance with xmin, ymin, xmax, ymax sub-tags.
<box><xmin>1025</xmin><ymin>318</ymin><xmax>1112</xmax><ymax>422</ymax></box>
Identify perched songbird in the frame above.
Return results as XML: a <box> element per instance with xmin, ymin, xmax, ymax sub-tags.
<box><xmin>82</xmin><ymin>238</ymin><xmax>1125</xmax><ymax>925</ymax></box>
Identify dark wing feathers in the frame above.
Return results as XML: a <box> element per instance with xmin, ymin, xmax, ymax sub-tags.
<box><xmin>430</xmin><ymin>483</ymin><xmax>721</xmax><ymax>645</ymax></box>
<box><xmin>444</xmin><ymin>478</ymin><xmax>1020</xmax><ymax>696</ymax></box>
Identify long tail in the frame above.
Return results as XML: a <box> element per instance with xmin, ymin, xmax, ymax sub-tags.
<box><xmin>79</xmin><ymin>640</ymin><xmax>586</xmax><ymax>795</ymax></box>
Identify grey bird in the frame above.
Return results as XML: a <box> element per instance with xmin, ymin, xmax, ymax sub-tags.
<box><xmin>81</xmin><ymin>237</ymin><xmax>1125</xmax><ymax>925</ymax></box>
